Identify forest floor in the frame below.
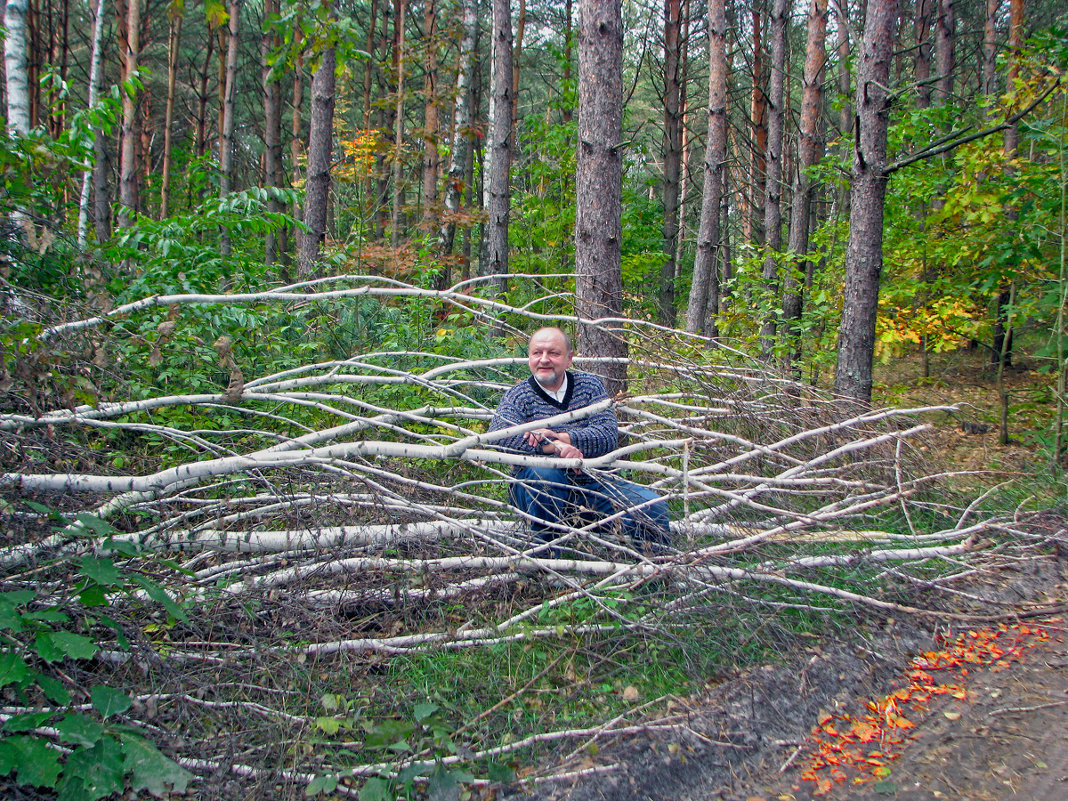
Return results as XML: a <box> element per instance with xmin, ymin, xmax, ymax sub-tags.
<box><xmin>503</xmin><ymin>349</ymin><xmax>1068</xmax><ymax>801</ymax></box>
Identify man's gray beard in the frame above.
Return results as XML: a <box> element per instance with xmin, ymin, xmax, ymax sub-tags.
<box><xmin>534</xmin><ymin>372</ymin><xmax>560</xmax><ymax>389</ymax></box>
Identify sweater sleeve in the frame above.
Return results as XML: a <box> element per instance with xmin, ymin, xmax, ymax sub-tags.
<box><xmin>487</xmin><ymin>385</ymin><xmax>538</xmax><ymax>455</ymax></box>
<box><xmin>560</xmin><ymin>374</ymin><xmax>618</xmax><ymax>458</ymax></box>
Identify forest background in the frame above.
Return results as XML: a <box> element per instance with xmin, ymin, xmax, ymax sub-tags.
<box><xmin>1</xmin><ymin>0</ymin><xmax>1068</xmax><ymax>797</ymax></box>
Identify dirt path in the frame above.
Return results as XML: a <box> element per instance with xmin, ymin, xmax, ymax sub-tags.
<box><xmin>502</xmin><ymin>553</ymin><xmax>1068</xmax><ymax>801</ymax></box>
<box><xmin>726</xmin><ymin>611</ymin><xmax>1068</xmax><ymax>801</ymax></box>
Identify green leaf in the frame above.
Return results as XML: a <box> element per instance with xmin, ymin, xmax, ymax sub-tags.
<box><xmin>0</xmin><ymin>738</ymin><xmax>19</xmax><ymax>776</ymax></box>
<box><xmin>54</xmin><ymin>713</ymin><xmax>105</xmax><ymax>747</ymax></box>
<box><xmin>306</xmin><ymin>773</ymin><xmax>338</xmax><ymax>796</ymax></box>
<box><xmin>71</xmin><ymin>514</ymin><xmax>119</xmax><ymax>537</ymax></box>
<box><xmin>5</xmin><ymin>734</ymin><xmax>63</xmax><ymax>788</ymax></box>
<box><xmin>77</xmin><ymin>583</ymin><xmax>108</xmax><ymax>607</ymax></box>
<box><xmin>79</xmin><ymin>557</ymin><xmax>123</xmax><ymax>587</ymax></box>
<box><xmin>315</xmin><ymin>716</ymin><xmax>343</xmax><ymax>735</ymax></box>
<box><xmin>359</xmin><ymin>777</ymin><xmax>391</xmax><ymax>801</ymax></box>
<box><xmin>486</xmin><ymin>761</ymin><xmax>515</xmax><ymax>783</ymax></box>
<box><xmin>91</xmin><ymin>685</ymin><xmax>132</xmax><ymax>719</ymax></box>
<box><xmin>413</xmin><ymin>702</ymin><xmax>439</xmax><ymax>723</ymax></box>
<box><xmin>131</xmin><ymin>576</ymin><xmax>189</xmax><ymax>623</ymax></box>
<box><xmin>0</xmin><ymin>591</ymin><xmax>33</xmax><ymax>632</ymax></box>
<box><xmin>101</xmin><ymin>537</ymin><xmax>140</xmax><ymax>557</ymax></box>
<box><xmin>0</xmin><ymin>651</ymin><xmax>29</xmax><ymax>687</ymax></box>
<box><xmin>36</xmin><ymin>674</ymin><xmax>72</xmax><ymax>705</ymax></box>
<box><xmin>121</xmin><ymin>733</ymin><xmax>193</xmax><ymax>797</ymax></box>
<box><xmin>427</xmin><ymin>763</ymin><xmax>460</xmax><ymax>801</ymax></box>
<box><xmin>3</xmin><ymin>712</ymin><xmax>52</xmax><ymax>732</ymax></box>
<box><xmin>46</xmin><ymin>631</ymin><xmax>100</xmax><ymax>661</ymax></box>
<box><xmin>62</xmin><ymin>736</ymin><xmax>124</xmax><ymax>800</ymax></box>
<box><xmin>98</xmin><ymin>615</ymin><xmax>130</xmax><ymax>650</ymax></box>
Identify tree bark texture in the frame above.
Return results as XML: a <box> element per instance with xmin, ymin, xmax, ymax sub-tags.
<box><xmin>482</xmin><ymin>0</ymin><xmax>513</xmax><ymax>294</ymax></box>
<box><xmin>160</xmin><ymin>11</ymin><xmax>181</xmax><ymax>220</ymax></box>
<box><xmin>77</xmin><ymin>0</ymin><xmax>106</xmax><ymax>246</ymax></box>
<box><xmin>915</xmin><ymin>0</ymin><xmax>934</xmax><ymax>109</ymax></box>
<box><xmin>390</xmin><ymin>0</ymin><xmax>407</xmax><ymax>246</ymax></box>
<box><xmin>782</xmin><ymin>0</ymin><xmax>828</xmax><ymax>370</ymax></box>
<box><xmin>833</xmin><ymin>0</ymin><xmax>898</xmax><ymax>404</ymax></box>
<box><xmin>420</xmin><ymin>0</ymin><xmax>440</xmax><ymax>228</ymax></box>
<box><xmin>746</xmin><ymin>1</ymin><xmax>768</xmax><ymax>245</ymax></box>
<box><xmin>686</xmin><ymin>0</ymin><xmax>727</xmax><ymax>336</ymax></box>
<box><xmin>934</xmin><ymin>0</ymin><xmax>954</xmax><ymax>103</ymax></box>
<box><xmin>262</xmin><ymin>0</ymin><xmax>284</xmax><ymax>264</ymax></box>
<box><xmin>117</xmin><ymin>0</ymin><xmax>141</xmax><ymax>228</ymax></box>
<box><xmin>438</xmin><ymin>0</ymin><xmax>479</xmax><ymax>271</ymax></box>
<box><xmin>219</xmin><ymin>0</ymin><xmax>240</xmax><ymax>256</ymax></box>
<box><xmin>659</xmin><ymin>0</ymin><xmax>683</xmax><ymax>327</ymax></box>
<box><xmin>298</xmin><ymin>46</ymin><xmax>337</xmax><ymax>279</ymax></box>
<box><xmin>759</xmin><ymin>0</ymin><xmax>790</xmax><ymax>360</ymax></box>
<box><xmin>575</xmin><ymin>0</ymin><xmax>628</xmax><ymax>396</ymax></box>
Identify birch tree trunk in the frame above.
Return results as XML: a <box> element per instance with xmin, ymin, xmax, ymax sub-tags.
<box><xmin>117</xmin><ymin>0</ymin><xmax>141</xmax><ymax>229</ymax></box>
<box><xmin>298</xmin><ymin>43</ymin><xmax>337</xmax><ymax>278</ymax></box>
<box><xmin>758</xmin><ymin>0</ymin><xmax>790</xmax><ymax>360</ymax></box>
<box><xmin>481</xmin><ymin>0</ymin><xmax>513</xmax><ymax>295</ymax></box>
<box><xmin>685</xmin><ymin>0</ymin><xmax>727</xmax><ymax>336</ymax></box>
<box><xmin>833</xmin><ymin>0</ymin><xmax>898</xmax><ymax>405</ymax></box>
<box><xmin>781</xmin><ymin>0</ymin><xmax>827</xmax><ymax>372</ymax></box>
<box><xmin>659</xmin><ymin>0</ymin><xmax>683</xmax><ymax>327</ymax></box>
<box><xmin>4</xmin><ymin>0</ymin><xmax>30</xmax><ymax>136</ymax></box>
<box><xmin>77</xmin><ymin>0</ymin><xmax>106</xmax><ymax>246</ymax></box>
<box><xmin>575</xmin><ymin>0</ymin><xmax>627</xmax><ymax>396</ymax></box>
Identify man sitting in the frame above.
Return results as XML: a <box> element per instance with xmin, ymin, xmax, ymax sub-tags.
<box><xmin>488</xmin><ymin>327</ymin><xmax>670</xmax><ymax>554</ymax></box>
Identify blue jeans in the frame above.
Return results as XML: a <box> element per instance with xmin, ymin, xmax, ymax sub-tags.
<box><xmin>509</xmin><ymin>466</ymin><xmax>670</xmax><ymax>548</ymax></box>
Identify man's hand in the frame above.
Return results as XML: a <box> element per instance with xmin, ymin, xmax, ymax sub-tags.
<box><xmin>525</xmin><ymin>429</ymin><xmax>583</xmax><ymax>459</ymax></box>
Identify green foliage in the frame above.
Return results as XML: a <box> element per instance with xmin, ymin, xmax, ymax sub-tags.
<box><xmin>0</xmin><ymin>512</ymin><xmax>192</xmax><ymax>799</ymax></box>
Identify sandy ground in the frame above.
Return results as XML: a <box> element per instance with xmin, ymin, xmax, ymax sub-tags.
<box><xmin>502</xmin><ymin>540</ymin><xmax>1068</xmax><ymax>801</ymax></box>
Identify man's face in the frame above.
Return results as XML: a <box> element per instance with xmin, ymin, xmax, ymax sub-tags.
<box><xmin>528</xmin><ymin>330</ymin><xmax>573</xmax><ymax>392</ymax></box>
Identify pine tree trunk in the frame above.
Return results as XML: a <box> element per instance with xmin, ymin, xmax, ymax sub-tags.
<box><xmin>160</xmin><ymin>12</ymin><xmax>181</xmax><ymax>219</ymax></box>
<box><xmin>219</xmin><ymin>0</ymin><xmax>240</xmax><ymax>256</ymax></box>
<box><xmin>833</xmin><ymin>0</ymin><xmax>899</xmax><ymax>405</ymax></box>
<box><xmin>299</xmin><ymin>44</ymin><xmax>337</xmax><ymax>278</ymax></box>
<box><xmin>575</xmin><ymin>0</ymin><xmax>627</xmax><ymax>395</ymax></box>
<box><xmin>686</xmin><ymin>0</ymin><xmax>726</xmax><ymax>336</ymax></box>
<box><xmin>511</xmin><ymin>0</ymin><xmax>526</xmax><ymax>122</ymax></box>
<box><xmin>482</xmin><ymin>0</ymin><xmax>513</xmax><ymax>294</ymax></box>
<box><xmin>659</xmin><ymin>0</ymin><xmax>683</xmax><ymax>327</ymax></box>
<box><xmin>934</xmin><ymin>0</ymin><xmax>954</xmax><ymax>103</ymax></box>
<box><xmin>782</xmin><ymin>0</ymin><xmax>827</xmax><ymax>371</ymax></box>
<box><xmin>390</xmin><ymin>0</ymin><xmax>408</xmax><ymax>246</ymax></box>
<box><xmin>438</xmin><ymin>0</ymin><xmax>478</xmax><ymax>273</ymax></box>
<box><xmin>420</xmin><ymin>0</ymin><xmax>439</xmax><ymax>229</ymax></box>
<box><xmin>915</xmin><ymin>0</ymin><xmax>933</xmax><ymax>108</ymax></box>
<box><xmin>758</xmin><ymin>0</ymin><xmax>790</xmax><ymax>360</ymax></box>
<box><xmin>746</xmin><ymin>1</ymin><xmax>768</xmax><ymax>245</ymax></box>
<box><xmin>262</xmin><ymin>0</ymin><xmax>284</xmax><ymax>263</ymax></box>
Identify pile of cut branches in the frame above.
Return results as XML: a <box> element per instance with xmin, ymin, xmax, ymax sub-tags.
<box><xmin>0</xmin><ymin>277</ymin><xmax>1053</xmax><ymax>799</ymax></box>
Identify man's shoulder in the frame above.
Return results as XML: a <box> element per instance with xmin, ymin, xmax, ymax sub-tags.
<box><xmin>569</xmin><ymin>371</ymin><xmax>608</xmax><ymax>391</ymax></box>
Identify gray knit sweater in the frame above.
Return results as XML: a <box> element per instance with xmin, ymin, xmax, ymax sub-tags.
<box><xmin>488</xmin><ymin>371</ymin><xmax>618</xmax><ymax>459</ymax></box>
